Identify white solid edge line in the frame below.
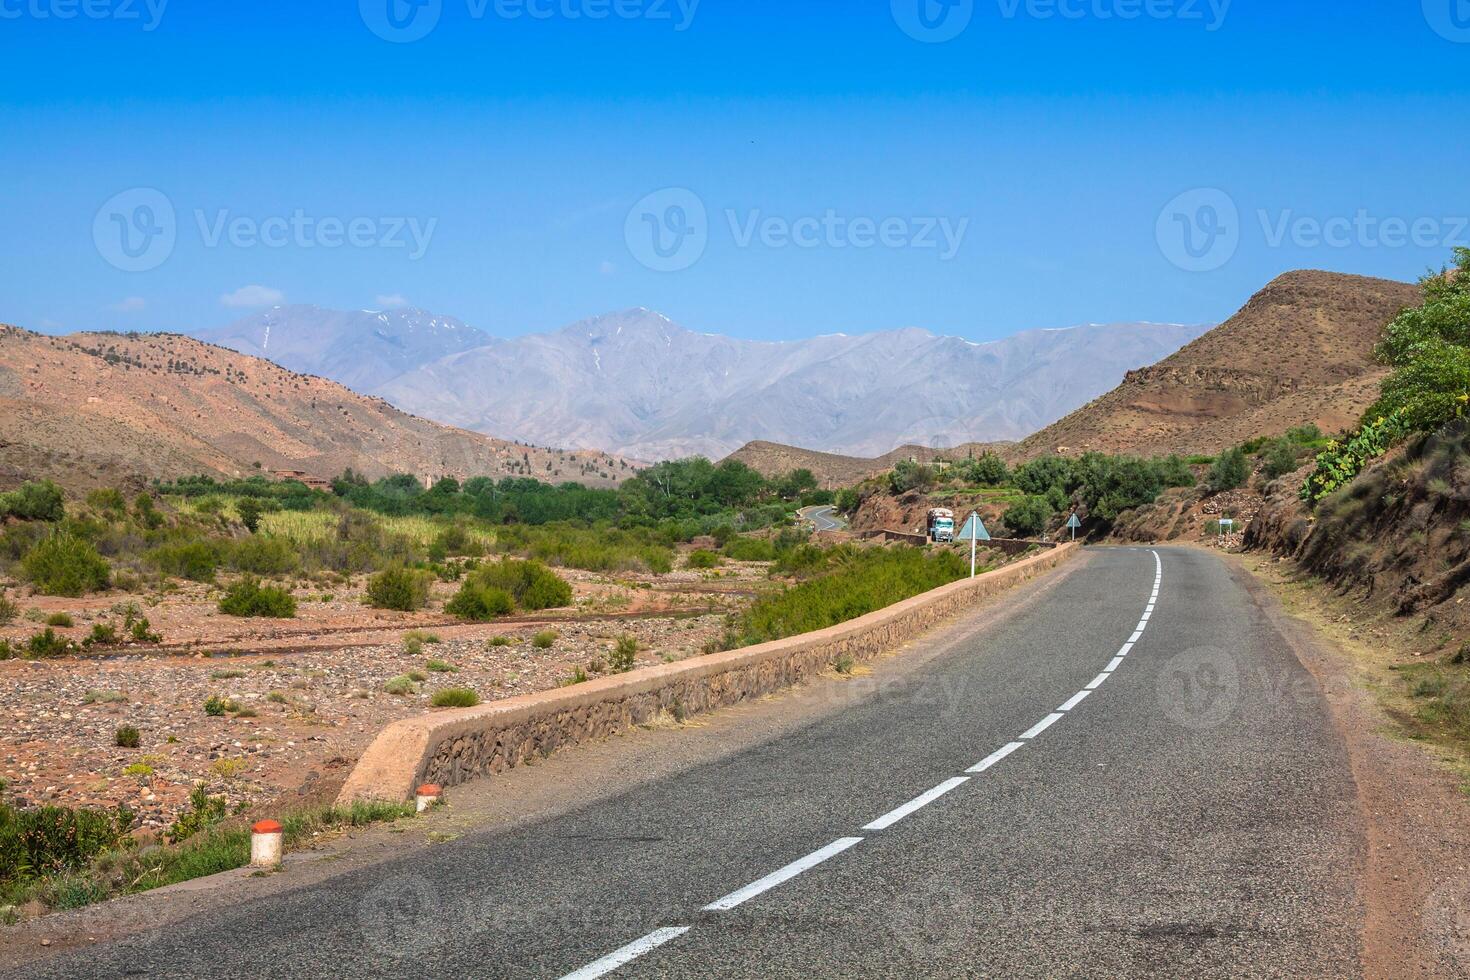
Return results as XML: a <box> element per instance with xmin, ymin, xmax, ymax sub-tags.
<box><xmin>559</xmin><ymin>927</ymin><xmax>692</xmax><ymax>980</ymax></box>
<box><xmin>703</xmin><ymin>838</ymin><xmax>864</xmax><ymax>912</ymax></box>
<box><xmin>1106</xmin><ymin>656</ymin><xmax>1125</xmax><ymax>672</ymax></box>
<box><xmin>1058</xmin><ymin>690</ymin><xmax>1091</xmax><ymax>712</ymax></box>
<box><xmin>1020</xmin><ymin>712</ymin><xmax>1064</xmax><ymax>740</ymax></box>
<box><xmin>1085</xmin><ymin>671</ymin><xmax>1111</xmax><ymax>691</ymax></box>
<box><xmin>863</xmin><ymin>777</ymin><xmax>971</xmax><ymax>831</ymax></box>
<box><xmin>967</xmin><ymin>741</ymin><xmax>1025</xmax><ymax>773</ymax></box>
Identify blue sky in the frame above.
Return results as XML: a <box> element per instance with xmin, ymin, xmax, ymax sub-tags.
<box><xmin>2</xmin><ymin>0</ymin><xmax>1467</xmax><ymax>342</ymax></box>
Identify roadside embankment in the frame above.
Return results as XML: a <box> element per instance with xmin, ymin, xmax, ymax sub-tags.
<box><xmin>338</xmin><ymin>543</ymin><xmax>1078</xmax><ymax>804</ymax></box>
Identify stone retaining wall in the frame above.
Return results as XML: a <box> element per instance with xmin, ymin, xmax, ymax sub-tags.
<box><xmin>337</xmin><ymin>543</ymin><xmax>1079</xmax><ymax>804</ymax></box>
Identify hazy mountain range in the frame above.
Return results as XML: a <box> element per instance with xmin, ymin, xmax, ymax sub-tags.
<box><xmin>197</xmin><ymin>306</ymin><xmax>1211</xmax><ymax>461</ymax></box>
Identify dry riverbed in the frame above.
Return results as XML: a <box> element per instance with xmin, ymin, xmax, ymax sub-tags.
<box><xmin>0</xmin><ymin>562</ymin><xmax>770</xmax><ymax>829</ymax></box>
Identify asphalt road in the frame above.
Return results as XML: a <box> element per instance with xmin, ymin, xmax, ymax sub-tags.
<box><xmin>11</xmin><ymin>547</ymin><xmax>1365</xmax><ymax>978</ymax></box>
<box><xmin>800</xmin><ymin>505</ymin><xmax>848</xmax><ymax>532</ymax></box>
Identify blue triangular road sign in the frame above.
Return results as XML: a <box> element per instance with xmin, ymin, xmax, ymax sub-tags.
<box><xmin>1066</xmin><ymin>513</ymin><xmax>1082</xmax><ymax>529</ymax></box>
<box><xmin>958</xmin><ymin>514</ymin><xmax>990</xmax><ymax>541</ymax></box>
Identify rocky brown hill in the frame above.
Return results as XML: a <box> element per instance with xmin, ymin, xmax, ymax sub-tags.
<box><xmin>0</xmin><ymin>326</ymin><xmax>637</xmax><ymax>491</ymax></box>
<box><xmin>1013</xmin><ymin>270</ymin><xmax>1423</xmax><ymax>460</ymax></box>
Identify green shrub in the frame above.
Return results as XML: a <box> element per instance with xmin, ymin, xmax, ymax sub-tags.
<box><xmin>1003</xmin><ymin>496</ymin><xmax>1054</xmax><ymax>537</ymax></box>
<box><xmin>722</xmin><ymin>537</ymin><xmax>779</xmax><ymax>562</ymax></box>
<box><xmin>128</xmin><ymin>616</ymin><xmax>161</xmax><ymax>644</ymax></box>
<box><xmin>84</xmin><ymin>623</ymin><xmax>120</xmax><ymax>647</ymax></box>
<box><xmin>146</xmin><ymin>540</ymin><xmax>222</xmax><ymax>583</ymax></box>
<box><xmin>203</xmin><ymin>695</ymin><xmax>228</xmax><ymax>717</ymax></box>
<box><xmin>22</xmin><ymin>532</ymin><xmax>111</xmax><ymax>597</ymax></box>
<box><xmin>686</xmin><ymin>549</ymin><xmax>721</xmax><ymax>569</ymax></box>
<box><xmin>228</xmin><ymin>536</ymin><xmax>299</xmax><ymax>575</ymax></box>
<box><xmin>44</xmin><ymin>612</ymin><xmax>74</xmax><ymax>628</ymax></box>
<box><xmin>532</xmin><ymin>630</ymin><xmax>558</xmax><ymax>649</ymax></box>
<box><xmin>85</xmin><ymin>488</ymin><xmax>127</xmax><ymax>514</ymax></box>
<box><xmin>25</xmin><ymin>629</ymin><xmax>75</xmax><ymax>659</ymax></box>
<box><xmin>445</xmin><ymin>583</ymin><xmax>514</xmax><ymax>621</ymax></box>
<box><xmin>236</xmin><ymin>497</ymin><xmax>265</xmax><ymax>534</ymax></box>
<box><xmin>384</xmin><ymin>675</ymin><xmax>416</xmax><ymax>696</ymax></box>
<box><xmin>0</xmin><ymin>594</ymin><xmax>16</xmax><ymax>626</ymax></box>
<box><xmin>365</xmin><ymin>566</ymin><xmax>434</xmax><ymax>612</ymax></box>
<box><xmin>1207</xmin><ymin>447</ymin><xmax>1250</xmax><ymax>493</ymax></box>
<box><xmin>169</xmin><ymin>786</ymin><xmax>227</xmax><ymax>843</ymax></box>
<box><xmin>1260</xmin><ymin>439</ymin><xmax>1303</xmax><ymax>481</ymax></box>
<box><xmin>0</xmin><ymin>480</ymin><xmax>66</xmax><ymax>522</ymax></box>
<box><xmin>1302</xmin><ymin>413</ymin><xmax>1414</xmax><ymax>504</ymax></box>
<box><xmin>609</xmin><ymin>635</ymin><xmax>638</xmax><ymax>673</ymax></box>
<box><xmin>430</xmin><ymin>687</ymin><xmax>479</xmax><ymax>708</ymax></box>
<box><xmin>0</xmin><ymin>800</ymin><xmax>133</xmax><ymax>886</ymax></box>
<box><xmin>425</xmin><ymin>659</ymin><xmax>457</xmax><ymax>673</ymax></box>
<box><xmin>114</xmin><ymin>726</ymin><xmax>141</xmax><ymax>749</ymax></box>
<box><xmin>487</xmin><ymin>636</ymin><xmax>513</xmax><ymax>648</ymax></box>
<box><xmin>218</xmin><ymin>578</ymin><xmax>297</xmax><ymax>618</ymax></box>
<box><xmin>476</xmin><ymin>559</ymin><xmax>573</xmax><ymax>611</ymax></box>
<box><xmin>724</xmin><ymin>546</ymin><xmax>967</xmax><ymax>649</ymax></box>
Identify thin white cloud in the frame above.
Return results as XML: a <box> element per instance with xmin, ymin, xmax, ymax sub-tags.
<box><xmin>375</xmin><ymin>293</ymin><xmax>410</xmax><ymax>309</ymax></box>
<box><xmin>111</xmin><ymin>296</ymin><xmax>147</xmax><ymax>313</ymax></box>
<box><xmin>220</xmin><ymin>285</ymin><xmax>286</xmax><ymax>309</ymax></box>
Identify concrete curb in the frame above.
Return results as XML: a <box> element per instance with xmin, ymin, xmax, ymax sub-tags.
<box><xmin>337</xmin><ymin>543</ymin><xmax>1079</xmax><ymax>804</ymax></box>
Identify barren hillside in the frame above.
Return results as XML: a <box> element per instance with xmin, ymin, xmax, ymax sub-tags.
<box><xmin>1013</xmin><ymin>271</ymin><xmax>1423</xmax><ymax>460</ymax></box>
<box><xmin>0</xmin><ymin>326</ymin><xmax>637</xmax><ymax>491</ymax></box>
<box><xmin>728</xmin><ymin>439</ymin><xmax>1013</xmax><ymax>488</ymax></box>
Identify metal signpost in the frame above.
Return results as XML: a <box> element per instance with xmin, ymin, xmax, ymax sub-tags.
<box><xmin>958</xmin><ymin>512</ymin><xmax>990</xmax><ymax>578</ymax></box>
<box><xmin>1066</xmin><ymin>513</ymin><xmax>1081</xmax><ymax>541</ymax></box>
<box><xmin>1218</xmin><ymin>516</ymin><xmax>1234</xmax><ymax>546</ymax></box>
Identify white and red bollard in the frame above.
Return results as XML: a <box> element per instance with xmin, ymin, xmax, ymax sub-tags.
<box><xmin>251</xmin><ymin>819</ymin><xmax>284</xmax><ymax>868</ymax></box>
<box><xmin>416</xmin><ymin>784</ymin><xmax>442</xmax><ymax>813</ymax></box>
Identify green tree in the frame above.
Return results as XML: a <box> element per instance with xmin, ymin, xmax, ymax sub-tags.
<box><xmin>1003</xmin><ymin>496</ymin><xmax>1054</xmax><ymax>537</ymax></box>
<box><xmin>236</xmin><ymin>497</ymin><xmax>264</xmax><ymax>534</ymax></box>
<box><xmin>1207</xmin><ymin>447</ymin><xmax>1250</xmax><ymax>493</ymax></box>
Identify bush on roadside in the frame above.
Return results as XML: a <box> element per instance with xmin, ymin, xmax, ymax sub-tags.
<box><xmin>0</xmin><ymin>801</ymin><xmax>133</xmax><ymax>888</ymax></box>
<box><xmin>1207</xmin><ymin>447</ymin><xmax>1250</xmax><ymax>494</ymax></box>
<box><xmin>114</xmin><ymin>726</ymin><xmax>141</xmax><ymax>749</ymax></box>
<box><xmin>1003</xmin><ymin>496</ymin><xmax>1054</xmax><ymax>538</ymax></box>
<box><xmin>430</xmin><ymin>687</ymin><xmax>479</xmax><ymax>708</ymax></box>
<box><xmin>217</xmin><ymin>578</ymin><xmax>297</xmax><ymax>618</ymax></box>
<box><xmin>22</xmin><ymin>532</ymin><xmax>111</xmax><ymax>597</ymax></box>
<box><xmin>609</xmin><ymin>635</ymin><xmax>638</xmax><ymax>673</ymax></box>
<box><xmin>365</xmin><ymin>566</ymin><xmax>434</xmax><ymax>612</ymax></box>
<box><xmin>532</xmin><ymin>630</ymin><xmax>558</xmax><ymax>649</ymax></box>
<box><xmin>0</xmin><ymin>594</ymin><xmax>16</xmax><ymax>626</ymax></box>
<box><xmin>228</xmin><ymin>536</ymin><xmax>299</xmax><ymax>576</ymax></box>
<box><xmin>25</xmin><ymin>629</ymin><xmax>76</xmax><ymax>659</ymax></box>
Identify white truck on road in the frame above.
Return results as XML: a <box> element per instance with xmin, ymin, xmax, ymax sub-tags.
<box><xmin>926</xmin><ymin>508</ymin><xmax>956</xmax><ymax>544</ymax></box>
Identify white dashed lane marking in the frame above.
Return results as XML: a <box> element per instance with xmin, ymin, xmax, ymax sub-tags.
<box><xmin>703</xmin><ymin>837</ymin><xmax>865</xmax><ymax>912</ymax></box>
<box><xmin>560</xmin><ymin>928</ymin><xmax>693</xmax><ymax>980</ymax></box>
<box><xmin>558</xmin><ymin>549</ymin><xmax>1164</xmax><ymax>978</ymax></box>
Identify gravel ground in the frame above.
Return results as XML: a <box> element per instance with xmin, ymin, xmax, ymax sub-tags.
<box><xmin>0</xmin><ymin>562</ymin><xmax>767</xmax><ymax>828</ymax></box>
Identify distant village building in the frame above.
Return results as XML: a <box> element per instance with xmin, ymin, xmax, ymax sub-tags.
<box><xmin>273</xmin><ymin>470</ymin><xmax>331</xmax><ymax>491</ymax></box>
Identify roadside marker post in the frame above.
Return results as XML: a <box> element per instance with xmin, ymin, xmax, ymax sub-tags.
<box><xmin>251</xmin><ymin>820</ymin><xmax>284</xmax><ymax>868</ymax></box>
<box><xmin>1066</xmin><ymin>513</ymin><xmax>1081</xmax><ymax>541</ymax></box>
<box><xmin>957</xmin><ymin>513</ymin><xmax>990</xmax><ymax>578</ymax></box>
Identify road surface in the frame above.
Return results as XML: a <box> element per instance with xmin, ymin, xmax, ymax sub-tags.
<box><xmin>800</xmin><ymin>505</ymin><xmax>848</xmax><ymax>532</ymax></box>
<box><xmin>9</xmin><ymin>548</ymin><xmax>1365</xmax><ymax>978</ymax></box>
